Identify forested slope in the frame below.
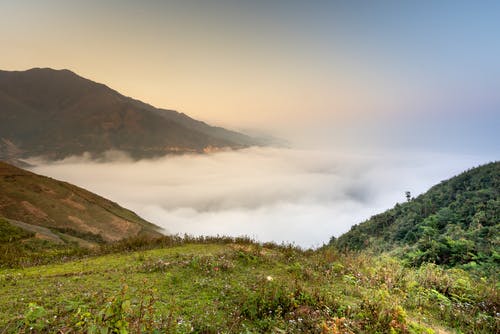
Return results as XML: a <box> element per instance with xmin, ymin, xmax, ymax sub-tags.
<box><xmin>333</xmin><ymin>162</ymin><xmax>499</xmax><ymax>271</ymax></box>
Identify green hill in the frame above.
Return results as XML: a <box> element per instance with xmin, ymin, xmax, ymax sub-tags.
<box><xmin>332</xmin><ymin>162</ymin><xmax>499</xmax><ymax>272</ymax></box>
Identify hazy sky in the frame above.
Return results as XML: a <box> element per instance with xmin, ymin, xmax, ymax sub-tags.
<box><xmin>2</xmin><ymin>0</ymin><xmax>499</xmax><ymax>152</ymax></box>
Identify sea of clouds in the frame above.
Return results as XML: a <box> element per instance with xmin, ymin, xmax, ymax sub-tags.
<box><xmin>30</xmin><ymin>147</ymin><xmax>489</xmax><ymax>248</ymax></box>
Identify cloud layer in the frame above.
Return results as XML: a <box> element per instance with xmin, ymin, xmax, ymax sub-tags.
<box><xmin>31</xmin><ymin>147</ymin><xmax>489</xmax><ymax>248</ymax></box>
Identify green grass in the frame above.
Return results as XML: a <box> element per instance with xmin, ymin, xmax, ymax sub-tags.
<box><xmin>0</xmin><ymin>217</ymin><xmax>34</xmax><ymax>243</ymax></box>
<box><xmin>0</xmin><ymin>240</ymin><xmax>497</xmax><ymax>333</ymax></box>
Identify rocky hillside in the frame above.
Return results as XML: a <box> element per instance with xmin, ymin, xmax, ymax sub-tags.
<box><xmin>0</xmin><ymin>161</ymin><xmax>161</xmax><ymax>245</ymax></box>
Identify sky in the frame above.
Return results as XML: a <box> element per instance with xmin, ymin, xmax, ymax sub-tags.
<box><xmin>1</xmin><ymin>0</ymin><xmax>499</xmax><ymax>152</ymax></box>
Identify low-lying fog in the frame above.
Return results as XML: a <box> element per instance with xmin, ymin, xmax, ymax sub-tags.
<box><xmin>31</xmin><ymin>147</ymin><xmax>489</xmax><ymax>248</ymax></box>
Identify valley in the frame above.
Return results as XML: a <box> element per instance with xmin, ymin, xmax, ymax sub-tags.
<box><xmin>0</xmin><ymin>162</ymin><xmax>497</xmax><ymax>333</ymax></box>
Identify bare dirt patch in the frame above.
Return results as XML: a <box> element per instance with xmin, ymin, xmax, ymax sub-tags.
<box><xmin>67</xmin><ymin>215</ymin><xmax>100</xmax><ymax>235</ymax></box>
<box><xmin>61</xmin><ymin>194</ymin><xmax>86</xmax><ymax>210</ymax></box>
<box><xmin>21</xmin><ymin>201</ymin><xmax>48</xmax><ymax>219</ymax></box>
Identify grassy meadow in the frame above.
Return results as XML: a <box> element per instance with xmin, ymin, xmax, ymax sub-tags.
<box><xmin>0</xmin><ymin>237</ymin><xmax>497</xmax><ymax>333</ymax></box>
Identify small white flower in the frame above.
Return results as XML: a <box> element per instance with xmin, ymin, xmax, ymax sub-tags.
<box><xmin>266</xmin><ymin>275</ymin><xmax>273</xmax><ymax>281</ymax></box>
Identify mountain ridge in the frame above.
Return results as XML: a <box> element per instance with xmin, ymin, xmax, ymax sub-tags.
<box><xmin>0</xmin><ymin>68</ymin><xmax>261</xmax><ymax>162</ymax></box>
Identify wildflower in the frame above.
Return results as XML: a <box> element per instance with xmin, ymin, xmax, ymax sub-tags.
<box><xmin>266</xmin><ymin>275</ymin><xmax>273</xmax><ymax>281</ymax></box>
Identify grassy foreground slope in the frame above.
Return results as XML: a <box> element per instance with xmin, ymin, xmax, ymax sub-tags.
<box><xmin>0</xmin><ymin>238</ymin><xmax>497</xmax><ymax>333</ymax></box>
<box><xmin>333</xmin><ymin>162</ymin><xmax>499</xmax><ymax>273</ymax></box>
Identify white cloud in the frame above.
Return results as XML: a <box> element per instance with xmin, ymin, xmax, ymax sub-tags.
<box><xmin>30</xmin><ymin>147</ymin><xmax>489</xmax><ymax>248</ymax></box>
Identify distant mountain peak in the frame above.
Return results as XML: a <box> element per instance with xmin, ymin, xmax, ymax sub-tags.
<box><xmin>0</xmin><ymin>68</ymin><xmax>262</xmax><ymax>161</ymax></box>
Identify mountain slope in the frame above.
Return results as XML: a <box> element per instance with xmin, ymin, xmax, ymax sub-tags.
<box><xmin>332</xmin><ymin>161</ymin><xmax>499</xmax><ymax>270</ymax></box>
<box><xmin>0</xmin><ymin>68</ymin><xmax>259</xmax><ymax>161</ymax></box>
<box><xmin>0</xmin><ymin>161</ymin><xmax>161</xmax><ymax>243</ymax></box>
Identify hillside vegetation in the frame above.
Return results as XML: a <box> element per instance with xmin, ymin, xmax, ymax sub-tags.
<box><xmin>0</xmin><ymin>216</ymin><xmax>35</xmax><ymax>243</ymax></box>
<box><xmin>333</xmin><ymin>162</ymin><xmax>499</xmax><ymax>273</ymax></box>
